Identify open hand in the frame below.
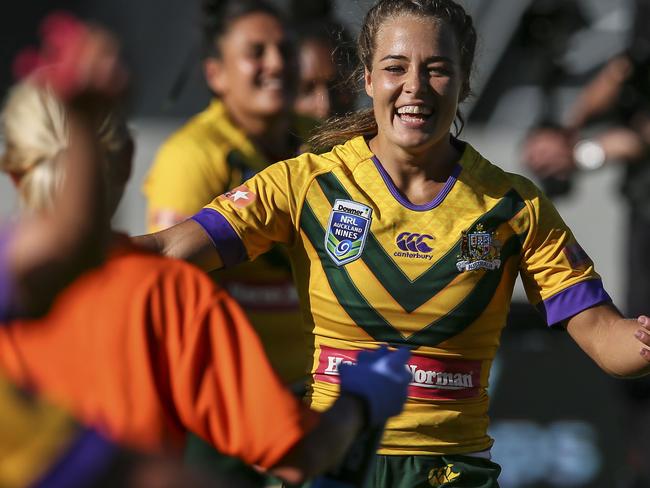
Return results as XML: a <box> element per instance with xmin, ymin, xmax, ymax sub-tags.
<box><xmin>635</xmin><ymin>315</ymin><xmax>650</xmax><ymax>361</ymax></box>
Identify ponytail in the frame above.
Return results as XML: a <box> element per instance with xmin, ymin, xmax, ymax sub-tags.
<box><xmin>308</xmin><ymin>109</ymin><xmax>377</xmax><ymax>153</ymax></box>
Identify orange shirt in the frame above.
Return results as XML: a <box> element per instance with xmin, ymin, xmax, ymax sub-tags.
<box><xmin>0</xmin><ymin>238</ymin><xmax>318</xmax><ymax>469</ymax></box>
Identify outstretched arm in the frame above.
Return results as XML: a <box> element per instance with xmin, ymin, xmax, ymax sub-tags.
<box><xmin>566</xmin><ymin>303</ymin><xmax>650</xmax><ymax>378</ymax></box>
<box><xmin>133</xmin><ymin>219</ymin><xmax>224</xmax><ymax>271</ymax></box>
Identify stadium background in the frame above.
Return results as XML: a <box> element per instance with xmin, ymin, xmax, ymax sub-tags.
<box><xmin>0</xmin><ymin>1</ymin><xmax>636</xmax><ymax>486</ymax></box>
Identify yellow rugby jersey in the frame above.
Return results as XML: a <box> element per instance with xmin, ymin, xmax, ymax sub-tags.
<box><xmin>192</xmin><ymin>136</ymin><xmax>610</xmax><ymax>455</ymax></box>
<box><xmin>143</xmin><ymin>98</ymin><xmax>316</xmax><ymax>226</ymax></box>
<box><xmin>143</xmin><ymin>99</ymin><xmax>315</xmax><ymax>383</ymax></box>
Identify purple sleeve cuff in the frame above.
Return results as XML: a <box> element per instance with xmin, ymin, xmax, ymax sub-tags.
<box><xmin>33</xmin><ymin>428</ymin><xmax>119</xmax><ymax>488</ymax></box>
<box><xmin>191</xmin><ymin>208</ymin><xmax>248</xmax><ymax>268</ymax></box>
<box><xmin>0</xmin><ymin>226</ymin><xmax>15</xmax><ymax>322</ymax></box>
<box><xmin>536</xmin><ymin>279</ymin><xmax>612</xmax><ymax>327</ymax></box>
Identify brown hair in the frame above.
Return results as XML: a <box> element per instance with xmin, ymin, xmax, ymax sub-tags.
<box><xmin>308</xmin><ymin>0</ymin><xmax>477</xmax><ymax>152</ymax></box>
<box><xmin>202</xmin><ymin>0</ymin><xmax>283</xmax><ymax>59</ymax></box>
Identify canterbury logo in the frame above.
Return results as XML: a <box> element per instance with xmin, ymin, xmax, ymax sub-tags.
<box><xmin>396</xmin><ymin>232</ymin><xmax>434</xmax><ymax>253</ymax></box>
<box><xmin>428</xmin><ymin>464</ymin><xmax>461</xmax><ymax>486</ymax></box>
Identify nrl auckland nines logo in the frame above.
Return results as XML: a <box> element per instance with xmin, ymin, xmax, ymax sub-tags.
<box><xmin>325</xmin><ymin>199</ymin><xmax>373</xmax><ymax>266</ymax></box>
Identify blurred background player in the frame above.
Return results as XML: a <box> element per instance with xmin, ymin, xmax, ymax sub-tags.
<box><xmin>289</xmin><ymin>0</ymin><xmax>356</xmax><ymax>121</ymax></box>
<box><xmin>0</xmin><ymin>64</ymin><xmax>412</xmax><ymax>486</ymax></box>
<box><xmin>143</xmin><ymin>0</ymin><xmax>309</xmax><ymax>387</ymax></box>
<box><xmin>141</xmin><ymin>0</ymin><xmax>343</xmax><ymax>482</ymax></box>
<box><xmin>522</xmin><ymin>1</ymin><xmax>650</xmax><ymax>485</ymax></box>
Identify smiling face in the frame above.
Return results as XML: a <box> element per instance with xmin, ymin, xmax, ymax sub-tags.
<box><xmin>205</xmin><ymin>12</ymin><xmax>296</xmax><ymax>118</ymax></box>
<box><xmin>365</xmin><ymin>14</ymin><xmax>464</xmax><ymax>154</ymax></box>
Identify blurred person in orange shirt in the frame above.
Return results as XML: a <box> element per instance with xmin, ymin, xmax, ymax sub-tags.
<box><xmin>0</xmin><ymin>15</ymin><xmax>219</xmax><ymax>488</ymax></box>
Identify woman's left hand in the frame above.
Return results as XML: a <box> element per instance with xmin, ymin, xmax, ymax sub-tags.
<box><xmin>634</xmin><ymin>315</ymin><xmax>650</xmax><ymax>361</ymax></box>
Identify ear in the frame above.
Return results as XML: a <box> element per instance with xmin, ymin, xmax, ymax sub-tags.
<box><xmin>203</xmin><ymin>57</ymin><xmax>226</xmax><ymax>95</ymax></box>
<box><xmin>364</xmin><ymin>67</ymin><xmax>373</xmax><ymax>99</ymax></box>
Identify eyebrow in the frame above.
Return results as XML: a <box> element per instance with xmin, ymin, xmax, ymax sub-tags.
<box><xmin>379</xmin><ymin>54</ymin><xmax>453</xmax><ymax>63</ymax></box>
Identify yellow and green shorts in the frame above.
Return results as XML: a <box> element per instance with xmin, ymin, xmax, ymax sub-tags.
<box><xmin>371</xmin><ymin>453</ymin><xmax>501</xmax><ymax>488</ymax></box>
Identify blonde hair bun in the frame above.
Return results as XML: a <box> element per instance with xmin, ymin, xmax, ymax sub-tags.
<box><xmin>0</xmin><ymin>80</ymin><xmax>131</xmax><ymax>213</ymax></box>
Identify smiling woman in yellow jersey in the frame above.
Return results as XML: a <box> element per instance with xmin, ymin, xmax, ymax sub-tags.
<box><xmin>136</xmin><ymin>1</ymin><xmax>650</xmax><ymax>486</ymax></box>
<box><xmin>142</xmin><ymin>0</ymin><xmax>315</xmax><ymax>385</ymax></box>
<box><xmin>195</xmin><ymin>134</ymin><xmax>604</xmax><ymax>456</ymax></box>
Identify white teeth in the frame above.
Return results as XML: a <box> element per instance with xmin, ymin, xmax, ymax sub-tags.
<box><xmin>397</xmin><ymin>105</ymin><xmax>432</xmax><ymax>115</ymax></box>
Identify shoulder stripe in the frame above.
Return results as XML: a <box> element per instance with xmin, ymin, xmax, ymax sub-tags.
<box><xmin>537</xmin><ymin>279</ymin><xmax>611</xmax><ymax>326</ymax></box>
<box><xmin>191</xmin><ymin>209</ymin><xmax>248</xmax><ymax>267</ymax></box>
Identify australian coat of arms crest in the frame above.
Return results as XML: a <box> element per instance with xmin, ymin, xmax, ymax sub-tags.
<box><xmin>456</xmin><ymin>224</ymin><xmax>502</xmax><ymax>272</ymax></box>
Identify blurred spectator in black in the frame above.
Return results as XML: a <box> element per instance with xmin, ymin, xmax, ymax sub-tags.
<box><xmin>289</xmin><ymin>0</ymin><xmax>357</xmax><ymax>120</ymax></box>
<box><xmin>522</xmin><ymin>1</ymin><xmax>650</xmax><ymax>485</ymax></box>
<box><xmin>523</xmin><ymin>0</ymin><xmax>650</xmax><ymax>318</ymax></box>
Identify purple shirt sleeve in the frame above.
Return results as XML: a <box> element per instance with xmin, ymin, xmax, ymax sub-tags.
<box><xmin>32</xmin><ymin>428</ymin><xmax>119</xmax><ymax>488</ymax></box>
<box><xmin>191</xmin><ymin>208</ymin><xmax>248</xmax><ymax>268</ymax></box>
<box><xmin>536</xmin><ymin>279</ymin><xmax>612</xmax><ymax>327</ymax></box>
<box><xmin>0</xmin><ymin>226</ymin><xmax>15</xmax><ymax>322</ymax></box>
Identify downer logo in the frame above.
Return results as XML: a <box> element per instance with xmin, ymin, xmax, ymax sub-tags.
<box><xmin>395</xmin><ymin>232</ymin><xmax>435</xmax><ymax>260</ymax></box>
<box><xmin>333</xmin><ymin>201</ymin><xmax>370</xmax><ymax>218</ymax></box>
